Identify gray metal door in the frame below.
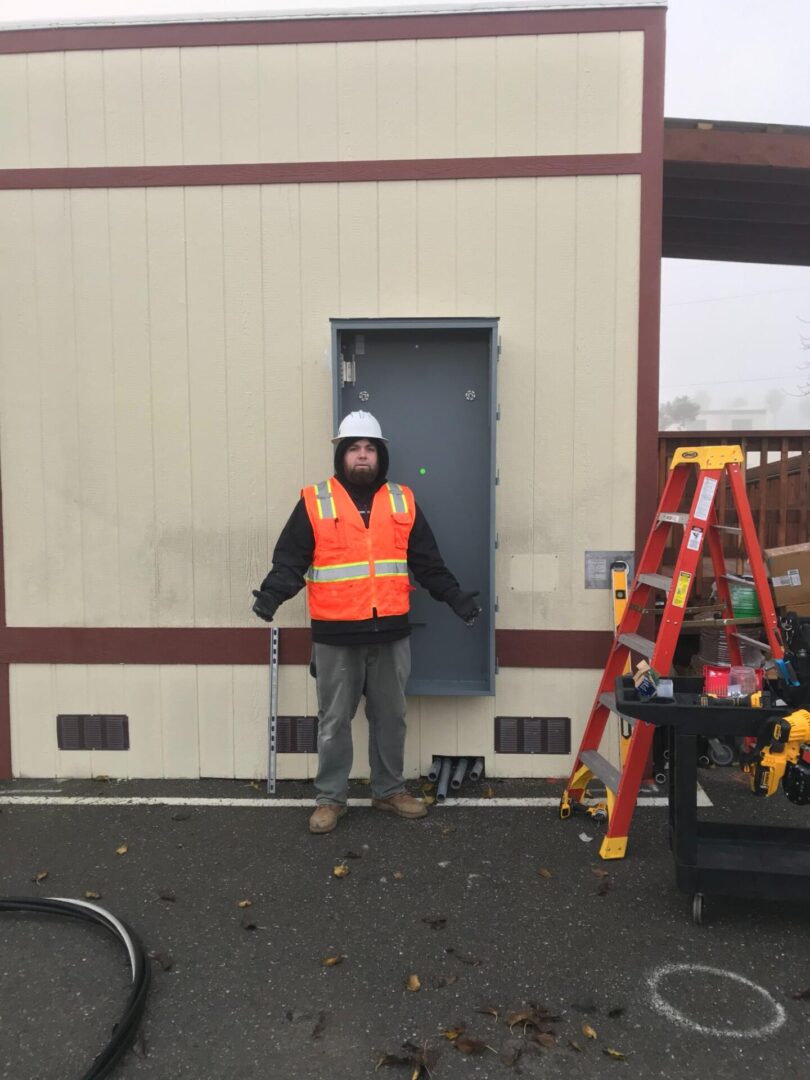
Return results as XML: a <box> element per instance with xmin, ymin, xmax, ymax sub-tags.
<box><xmin>333</xmin><ymin>320</ymin><xmax>497</xmax><ymax>695</ymax></box>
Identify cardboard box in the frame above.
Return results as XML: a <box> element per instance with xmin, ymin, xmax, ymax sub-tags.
<box><xmin>779</xmin><ymin>600</ymin><xmax>810</xmax><ymax>620</ymax></box>
<box><xmin>765</xmin><ymin>542</ymin><xmax>810</xmax><ymax>608</ymax></box>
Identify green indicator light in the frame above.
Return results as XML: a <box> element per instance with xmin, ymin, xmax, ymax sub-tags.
<box><xmin>419</xmin><ymin>468</ymin><xmax>427</xmax><ymax>475</ymax></box>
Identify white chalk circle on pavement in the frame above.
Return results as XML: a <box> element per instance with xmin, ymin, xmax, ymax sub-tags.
<box><xmin>647</xmin><ymin>963</ymin><xmax>787</xmax><ymax>1039</ymax></box>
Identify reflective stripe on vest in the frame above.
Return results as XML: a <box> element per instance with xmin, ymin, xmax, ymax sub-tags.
<box><xmin>386</xmin><ymin>482</ymin><xmax>409</xmax><ymax>515</ymax></box>
<box><xmin>306</xmin><ymin>561</ymin><xmax>370</xmax><ymax>584</ymax></box>
<box><xmin>373</xmin><ymin>560</ymin><xmax>409</xmax><ymax>577</ymax></box>
<box><xmin>314</xmin><ymin>480</ymin><xmax>337</xmax><ymax>520</ymax></box>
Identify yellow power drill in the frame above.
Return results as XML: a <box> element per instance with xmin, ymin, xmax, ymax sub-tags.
<box><xmin>747</xmin><ymin>710</ymin><xmax>810</xmax><ymax>802</ymax></box>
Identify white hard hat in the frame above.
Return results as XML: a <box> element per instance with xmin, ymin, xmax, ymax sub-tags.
<box><xmin>331</xmin><ymin>410</ymin><xmax>388</xmax><ymax>444</ymax></box>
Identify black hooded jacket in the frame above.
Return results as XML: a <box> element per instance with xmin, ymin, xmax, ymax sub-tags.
<box><xmin>258</xmin><ymin>438</ymin><xmax>461</xmax><ymax>645</ymax></box>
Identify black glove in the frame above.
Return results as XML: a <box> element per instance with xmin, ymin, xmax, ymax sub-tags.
<box><xmin>251</xmin><ymin>589</ymin><xmax>278</xmax><ymax>623</ymax></box>
<box><xmin>447</xmin><ymin>589</ymin><xmax>482</xmax><ymax>626</ymax></box>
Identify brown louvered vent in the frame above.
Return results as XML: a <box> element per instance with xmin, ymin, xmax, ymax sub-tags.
<box><xmin>57</xmin><ymin>715</ymin><xmax>130</xmax><ymax>751</ymax></box>
<box><xmin>277</xmin><ymin>716</ymin><xmax>318</xmax><ymax>753</ymax></box>
<box><xmin>495</xmin><ymin>716</ymin><xmax>571</xmax><ymax>754</ymax></box>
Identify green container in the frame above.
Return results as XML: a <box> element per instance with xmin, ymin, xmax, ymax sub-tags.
<box><xmin>730</xmin><ymin>583</ymin><xmax>761</xmax><ymax>619</ymax></box>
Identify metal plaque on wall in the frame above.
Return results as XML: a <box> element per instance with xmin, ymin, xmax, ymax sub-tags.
<box><xmin>584</xmin><ymin>550</ymin><xmax>635</xmax><ymax>590</ymax></box>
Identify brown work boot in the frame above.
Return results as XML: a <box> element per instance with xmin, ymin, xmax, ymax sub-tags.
<box><xmin>371</xmin><ymin>792</ymin><xmax>428</xmax><ymax>819</ymax></box>
<box><xmin>309</xmin><ymin>803</ymin><xmax>347</xmax><ymax>834</ymax></box>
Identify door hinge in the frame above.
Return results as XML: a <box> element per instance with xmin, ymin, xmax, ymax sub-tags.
<box><xmin>341</xmin><ymin>357</ymin><xmax>356</xmax><ymax>387</ymax></box>
<box><xmin>497</xmin><ymin>337</ymin><xmax>502</xmax><ymax>358</ymax></box>
<box><xmin>494</xmin><ymin>533</ymin><xmax>499</xmax><ymax>550</ymax></box>
<box><xmin>494</xmin><ymin>596</ymin><xmax>499</xmax><ymax>613</ymax></box>
<box><xmin>496</xmin><ymin>404</ymin><xmax>501</xmax><ymax>421</ymax></box>
<box><xmin>495</xmin><ymin>470</ymin><xmax>500</xmax><ymax>486</ymax></box>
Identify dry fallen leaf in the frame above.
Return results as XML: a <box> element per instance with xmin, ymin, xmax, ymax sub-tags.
<box><xmin>344</xmin><ymin>850</ymin><xmax>363</xmax><ymax>860</ymax></box>
<box><xmin>322</xmin><ymin>954</ymin><xmax>344</xmax><ymax>967</ymax></box>
<box><xmin>423</xmin><ymin>795</ymin><xmax>436</xmax><ymax>806</ymax></box>
<box><xmin>483</xmin><ymin>785</ymin><xmax>495</xmax><ymax>799</ymax></box>
<box><xmin>247</xmin><ymin>781</ymin><xmax>261</xmax><ymax>791</ymax></box>
<box><xmin>476</xmin><ymin>1005</ymin><xmax>501</xmax><ymax>1020</ymax></box>
<box><xmin>454</xmin><ymin>1036</ymin><xmax>489</xmax><ymax>1055</ymax></box>
<box><xmin>333</xmin><ymin>863</ymin><xmax>350</xmax><ymax>878</ymax></box>
<box><xmin>603</xmin><ymin>1047</ymin><xmax>628</xmax><ymax>1060</ymax></box>
<box><xmin>537</xmin><ymin>867</ymin><xmax>554</xmax><ymax>879</ymax></box>
<box><xmin>440</xmin><ymin>824</ymin><xmax>456</xmax><ymax>837</ymax></box>
<box><xmin>237</xmin><ymin>899</ymin><xmax>252</xmax><ymax>909</ymax></box>
<box><xmin>445</xmin><ymin>946</ymin><xmax>481</xmax><ymax>966</ymax></box>
<box><xmin>421</xmin><ymin>782</ymin><xmax>435</xmax><ymax>794</ymax></box>
<box><xmin>32</xmin><ymin>871</ymin><xmax>49</xmax><ymax>884</ymax></box>
<box><xmin>393</xmin><ymin>870</ymin><xmax>405</xmax><ymax>881</ymax></box>
<box><xmin>94</xmin><ymin>774</ymin><xmax>111</xmax><ymax>783</ymax></box>
<box><xmin>590</xmin><ymin>867</ymin><xmax>610</xmax><ymax>878</ymax></box>
<box><xmin>147</xmin><ymin>949</ymin><xmax>174</xmax><ymax>971</ymax></box>
<box><xmin>406</xmin><ymin>974</ymin><xmax>421</xmax><ymax>992</ymax></box>
<box><xmin>115</xmin><ymin>843</ymin><xmax>128</xmax><ymax>856</ymax></box>
<box><xmin>442</xmin><ymin>1026</ymin><xmax>464</xmax><ymax>1041</ymax></box>
<box><xmin>171</xmin><ymin>809</ymin><xmax>192</xmax><ymax>821</ymax></box>
<box><xmin>84</xmin><ymin>890</ymin><xmax>101</xmax><ymax>900</ymax></box>
<box><xmin>158</xmin><ymin>889</ymin><xmax>176</xmax><ymax>903</ymax></box>
<box><xmin>131</xmin><ymin>1031</ymin><xmax>147</xmax><ymax>1058</ymax></box>
<box><xmin>581</xmin><ymin>1022</ymin><xmax>598</xmax><ymax>1040</ymax></box>
<box><xmin>568</xmin><ymin>1040</ymin><xmax>583</xmax><ymax>1053</ymax></box>
<box><xmin>532</xmin><ymin>1032</ymin><xmax>556</xmax><ymax>1050</ymax></box>
<box><xmin>434</xmin><ymin>974</ymin><xmax>459</xmax><ymax>988</ymax></box>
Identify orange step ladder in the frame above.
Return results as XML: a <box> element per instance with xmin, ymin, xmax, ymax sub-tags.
<box><xmin>559</xmin><ymin>445</ymin><xmax>784</xmax><ymax>859</ymax></box>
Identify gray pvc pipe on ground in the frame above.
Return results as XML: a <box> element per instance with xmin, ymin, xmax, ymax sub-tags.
<box><xmin>450</xmin><ymin>757</ymin><xmax>469</xmax><ymax>790</ymax></box>
<box><xmin>468</xmin><ymin>757</ymin><xmax>484</xmax><ymax>781</ymax></box>
<box><xmin>426</xmin><ymin>756</ymin><xmax>441</xmax><ymax>783</ymax></box>
<box><xmin>436</xmin><ymin>757</ymin><xmax>452</xmax><ymax>803</ymax></box>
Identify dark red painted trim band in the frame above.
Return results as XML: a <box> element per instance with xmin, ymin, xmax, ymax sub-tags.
<box><xmin>0</xmin><ymin>154</ymin><xmax>644</xmax><ymax>191</ymax></box>
<box><xmin>0</xmin><ymin>8</ymin><xmax>664</xmax><ymax>54</ymax></box>
<box><xmin>0</xmin><ymin>627</ymin><xmax>608</xmax><ymax>670</ymax></box>
<box><xmin>634</xmin><ymin>9</ymin><xmax>665</xmax><ymax>559</ymax></box>
<box><xmin>664</xmin><ymin>127</ymin><xmax>810</xmax><ymax>170</ymax></box>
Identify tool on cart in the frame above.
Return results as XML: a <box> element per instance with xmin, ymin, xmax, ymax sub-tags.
<box><xmin>743</xmin><ymin>712</ymin><xmax>810</xmax><ymax>802</ymax></box>
<box><xmin>560</xmin><ymin>445</ymin><xmax>784</xmax><ymax>860</ymax></box>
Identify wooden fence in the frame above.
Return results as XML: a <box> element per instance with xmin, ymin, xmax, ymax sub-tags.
<box><xmin>657</xmin><ymin>431</ymin><xmax>810</xmax><ymax>595</ymax></box>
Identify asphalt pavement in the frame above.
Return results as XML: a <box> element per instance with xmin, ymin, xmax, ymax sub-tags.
<box><xmin>1</xmin><ymin>770</ymin><xmax>809</xmax><ymax>1080</ymax></box>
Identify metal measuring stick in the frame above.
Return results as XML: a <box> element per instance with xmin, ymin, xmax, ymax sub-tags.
<box><xmin>267</xmin><ymin>627</ymin><xmax>279</xmax><ymax>794</ymax></box>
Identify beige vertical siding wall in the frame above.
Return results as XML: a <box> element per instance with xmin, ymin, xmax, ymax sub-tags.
<box><xmin>0</xmin><ymin>33</ymin><xmax>642</xmax><ymax>169</ymax></box>
<box><xmin>0</xmin><ymin>31</ymin><xmax>642</xmax><ymax>779</ymax></box>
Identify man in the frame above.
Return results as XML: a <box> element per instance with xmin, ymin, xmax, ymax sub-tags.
<box><xmin>252</xmin><ymin>411</ymin><xmax>481</xmax><ymax>834</ymax></box>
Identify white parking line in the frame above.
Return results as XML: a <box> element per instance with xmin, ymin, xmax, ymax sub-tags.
<box><xmin>0</xmin><ymin>790</ymin><xmax>712</xmax><ymax>808</ymax></box>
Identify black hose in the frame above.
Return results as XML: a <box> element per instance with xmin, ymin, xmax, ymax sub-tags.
<box><xmin>0</xmin><ymin>896</ymin><xmax>151</xmax><ymax>1079</ymax></box>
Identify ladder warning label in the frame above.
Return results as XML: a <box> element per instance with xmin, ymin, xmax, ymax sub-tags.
<box><xmin>693</xmin><ymin>477</ymin><xmax>718</xmax><ymax>521</ymax></box>
<box><xmin>672</xmin><ymin>571</ymin><xmax>692</xmax><ymax>608</ymax></box>
<box><xmin>687</xmin><ymin>527</ymin><xmax>703</xmax><ymax>551</ymax></box>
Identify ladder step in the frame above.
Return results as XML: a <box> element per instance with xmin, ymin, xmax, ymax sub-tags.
<box><xmin>598</xmin><ymin>691</ymin><xmax>637</xmax><ymax>724</ymax></box>
<box><xmin>580</xmin><ymin>750</ymin><xmax>621</xmax><ymax>795</ymax></box>
<box><xmin>637</xmin><ymin>572</ymin><xmax>672</xmax><ymax>592</ymax></box>
<box><xmin>658</xmin><ymin>511</ymin><xmax>689</xmax><ymax>525</ymax></box>
<box><xmin>711</xmin><ymin>524</ymin><xmax>742</xmax><ymax>535</ymax></box>
<box><xmin>722</xmin><ymin>573</ymin><xmax>754</xmax><ymax>585</ymax></box>
<box><xmin>617</xmin><ymin>633</ymin><xmax>656</xmax><ymax>659</ymax></box>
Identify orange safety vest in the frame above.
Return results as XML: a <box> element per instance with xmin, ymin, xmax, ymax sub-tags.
<box><xmin>302</xmin><ymin>478</ymin><xmax>415</xmax><ymax>621</ymax></box>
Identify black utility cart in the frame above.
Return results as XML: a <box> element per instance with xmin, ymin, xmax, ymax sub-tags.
<box><xmin>616</xmin><ymin>676</ymin><xmax>810</xmax><ymax>923</ymax></box>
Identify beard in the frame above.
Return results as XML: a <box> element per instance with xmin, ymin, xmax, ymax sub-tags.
<box><xmin>345</xmin><ymin>463</ymin><xmax>378</xmax><ymax>486</ymax></box>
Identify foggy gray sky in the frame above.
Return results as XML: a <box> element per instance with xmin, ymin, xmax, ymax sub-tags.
<box><xmin>3</xmin><ymin>0</ymin><xmax>808</xmax><ymax>428</ymax></box>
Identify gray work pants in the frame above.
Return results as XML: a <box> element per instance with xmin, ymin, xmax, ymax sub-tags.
<box><xmin>312</xmin><ymin>638</ymin><xmax>411</xmax><ymax>805</ymax></box>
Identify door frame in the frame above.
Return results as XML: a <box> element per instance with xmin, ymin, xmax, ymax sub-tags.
<box><xmin>330</xmin><ymin>317</ymin><xmax>499</xmax><ymax>695</ymax></box>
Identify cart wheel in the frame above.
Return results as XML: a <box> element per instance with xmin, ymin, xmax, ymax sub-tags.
<box><xmin>692</xmin><ymin>893</ymin><xmax>704</xmax><ymax>925</ymax></box>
